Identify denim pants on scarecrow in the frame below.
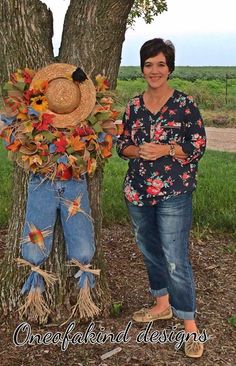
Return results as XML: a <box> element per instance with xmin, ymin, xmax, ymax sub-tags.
<box><xmin>21</xmin><ymin>174</ymin><xmax>95</xmax><ymax>294</ymax></box>
<box><xmin>126</xmin><ymin>192</ymin><xmax>196</xmax><ymax>320</ymax></box>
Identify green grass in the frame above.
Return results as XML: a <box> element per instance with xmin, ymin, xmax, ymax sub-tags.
<box><xmin>0</xmin><ymin>147</ymin><xmax>235</xmax><ymax>234</ymax></box>
<box><xmin>228</xmin><ymin>315</ymin><xmax>236</xmax><ymax>326</ymax></box>
<box><xmin>116</xmin><ymin>78</ymin><xmax>236</xmax><ymax>111</ymax></box>
<box><xmin>102</xmin><ymin>150</ymin><xmax>236</xmax><ymax>234</ymax></box>
<box><xmin>0</xmin><ymin>142</ymin><xmax>13</xmax><ymax>226</ymax></box>
<box><xmin>115</xmin><ymin>78</ymin><xmax>236</xmax><ymax>128</ymax></box>
<box><xmin>193</xmin><ymin>150</ymin><xmax>236</xmax><ymax>232</ymax></box>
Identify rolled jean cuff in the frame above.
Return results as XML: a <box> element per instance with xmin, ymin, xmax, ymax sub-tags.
<box><xmin>172</xmin><ymin>307</ymin><xmax>195</xmax><ymax>320</ymax></box>
<box><xmin>149</xmin><ymin>287</ymin><xmax>169</xmax><ymax>297</ymax></box>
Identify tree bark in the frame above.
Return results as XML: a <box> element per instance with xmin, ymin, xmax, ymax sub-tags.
<box><xmin>59</xmin><ymin>0</ymin><xmax>134</xmax><ymax>88</ymax></box>
<box><xmin>0</xmin><ymin>0</ymin><xmax>54</xmax><ymax>317</ymax></box>
<box><xmin>0</xmin><ymin>0</ymin><xmax>53</xmax><ymax>79</ymax></box>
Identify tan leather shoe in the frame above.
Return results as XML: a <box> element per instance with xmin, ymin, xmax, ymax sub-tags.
<box><xmin>184</xmin><ymin>332</ymin><xmax>204</xmax><ymax>358</ymax></box>
<box><xmin>132</xmin><ymin>306</ymin><xmax>173</xmax><ymax>322</ymax></box>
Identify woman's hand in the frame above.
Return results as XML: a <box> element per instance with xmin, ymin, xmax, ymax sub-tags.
<box><xmin>139</xmin><ymin>141</ymin><xmax>188</xmax><ymax>161</ymax></box>
<box><xmin>139</xmin><ymin>143</ymin><xmax>168</xmax><ymax>160</ymax></box>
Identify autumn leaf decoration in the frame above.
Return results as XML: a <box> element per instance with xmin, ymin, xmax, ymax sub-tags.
<box><xmin>20</xmin><ymin>223</ymin><xmax>53</xmax><ymax>255</ymax></box>
<box><xmin>61</xmin><ymin>194</ymin><xmax>93</xmax><ymax>222</ymax></box>
<box><xmin>95</xmin><ymin>74</ymin><xmax>110</xmax><ymax>92</ymax></box>
<box><xmin>0</xmin><ymin>68</ymin><xmax>121</xmax><ymax>180</ymax></box>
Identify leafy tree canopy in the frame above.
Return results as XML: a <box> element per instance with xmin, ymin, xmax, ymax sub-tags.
<box><xmin>128</xmin><ymin>0</ymin><xmax>168</xmax><ymax>26</ymax></box>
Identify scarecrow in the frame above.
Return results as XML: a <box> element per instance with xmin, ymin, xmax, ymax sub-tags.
<box><xmin>0</xmin><ymin>63</ymin><xmax>121</xmax><ymax>322</ymax></box>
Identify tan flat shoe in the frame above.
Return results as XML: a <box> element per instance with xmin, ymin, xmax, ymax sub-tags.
<box><xmin>132</xmin><ymin>306</ymin><xmax>173</xmax><ymax>322</ymax></box>
<box><xmin>184</xmin><ymin>331</ymin><xmax>204</xmax><ymax>358</ymax></box>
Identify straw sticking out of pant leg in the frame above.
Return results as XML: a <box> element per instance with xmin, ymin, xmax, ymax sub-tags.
<box><xmin>61</xmin><ymin>277</ymin><xmax>100</xmax><ymax>327</ymax></box>
<box><xmin>18</xmin><ymin>287</ymin><xmax>50</xmax><ymax>323</ymax></box>
<box><xmin>76</xmin><ymin>277</ymin><xmax>100</xmax><ymax>319</ymax></box>
<box><xmin>16</xmin><ymin>258</ymin><xmax>58</xmax><ymax>322</ymax></box>
<box><xmin>60</xmin><ymin>259</ymin><xmax>100</xmax><ymax>326</ymax></box>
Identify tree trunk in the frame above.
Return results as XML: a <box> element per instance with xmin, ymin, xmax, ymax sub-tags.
<box><xmin>0</xmin><ymin>0</ymin><xmax>53</xmax><ymax>78</ymax></box>
<box><xmin>0</xmin><ymin>0</ymin><xmax>54</xmax><ymax>317</ymax></box>
<box><xmin>0</xmin><ymin>0</ymin><xmax>135</xmax><ymax>323</ymax></box>
<box><xmin>59</xmin><ymin>0</ymin><xmax>134</xmax><ymax>88</ymax></box>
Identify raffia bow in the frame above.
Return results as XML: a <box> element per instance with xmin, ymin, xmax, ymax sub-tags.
<box><xmin>69</xmin><ymin>258</ymin><xmax>101</xmax><ymax>278</ymax></box>
<box><xmin>16</xmin><ymin>258</ymin><xmax>58</xmax><ymax>286</ymax></box>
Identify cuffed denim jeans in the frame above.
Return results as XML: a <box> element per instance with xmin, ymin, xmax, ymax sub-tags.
<box><xmin>127</xmin><ymin>192</ymin><xmax>196</xmax><ymax>320</ymax></box>
<box><xmin>21</xmin><ymin>174</ymin><xmax>95</xmax><ymax>294</ymax></box>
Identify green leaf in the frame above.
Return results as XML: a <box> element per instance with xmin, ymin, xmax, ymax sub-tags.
<box><xmin>87</xmin><ymin>115</ymin><xmax>97</xmax><ymax>125</ymax></box>
<box><xmin>42</xmin><ymin>131</ymin><xmax>56</xmax><ymax>142</ymax></box>
<box><xmin>228</xmin><ymin>316</ymin><xmax>236</xmax><ymax>326</ymax></box>
<box><xmin>51</xmin><ymin>153</ymin><xmax>60</xmax><ymax>162</ymax></box>
<box><xmin>72</xmin><ymin>154</ymin><xmax>84</xmax><ymax>165</ymax></box>
<box><xmin>111</xmin><ymin>302</ymin><xmax>123</xmax><ymax>316</ymax></box>
<box><xmin>15</xmin><ymin>81</ymin><xmax>27</xmax><ymax>92</ymax></box>
<box><xmin>66</xmin><ymin>147</ymin><xmax>74</xmax><ymax>155</ymax></box>
<box><xmin>95</xmin><ymin>111</ymin><xmax>110</xmax><ymax>121</ymax></box>
<box><xmin>3</xmin><ymin>83</ymin><xmax>15</xmax><ymax>91</ymax></box>
<box><xmin>92</xmin><ymin>122</ymin><xmax>103</xmax><ymax>134</ymax></box>
<box><xmin>128</xmin><ymin>0</ymin><xmax>167</xmax><ymax>26</ymax></box>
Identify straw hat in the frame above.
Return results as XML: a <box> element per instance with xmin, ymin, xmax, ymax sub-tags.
<box><xmin>30</xmin><ymin>63</ymin><xmax>96</xmax><ymax>128</ymax></box>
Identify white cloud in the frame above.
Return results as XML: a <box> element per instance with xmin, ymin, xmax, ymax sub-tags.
<box><xmin>126</xmin><ymin>0</ymin><xmax>236</xmax><ymax>38</ymax></box>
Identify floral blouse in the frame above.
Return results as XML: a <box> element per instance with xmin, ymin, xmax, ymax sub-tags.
<box><xmin>116</xmin><ymin>90</ymin><xmax>206</xmax><ymax>206</ymax></box>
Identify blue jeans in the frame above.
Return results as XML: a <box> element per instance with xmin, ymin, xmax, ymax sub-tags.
<box><xmin>127</xmin><ymin>192</ymin><xmax>196</xmax><ymax>320</ymax></box>
<box><xmin>21</xmin><ymin>174</ymin><xmax>95</xmax><ymax>294</ymax></box>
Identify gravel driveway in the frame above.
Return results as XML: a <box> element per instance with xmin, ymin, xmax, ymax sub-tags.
<box><xmin>206</xmin><ymin>127</ymin><xmax>236</xmax><ymax>152</ymax></box>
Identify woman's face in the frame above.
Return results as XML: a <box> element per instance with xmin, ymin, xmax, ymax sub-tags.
<box><xmin>143</xmin><ymin>52</ymin><xmax>170</xmax><ymax>89</ymax></box>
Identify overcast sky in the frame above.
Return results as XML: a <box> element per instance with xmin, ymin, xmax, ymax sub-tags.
<box><xmin>42</xmin><ymin>0</ymin><xmax>236</xmax><ymax>66</ymax></box>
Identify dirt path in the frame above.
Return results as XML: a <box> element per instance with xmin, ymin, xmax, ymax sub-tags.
<box><xmin>0</xmin><ymin>226</ymin><xmax>235</xmax><ymax>366</ymax></box>
<box><xmin>206</xmin><ymin>127</ymin><xmax>236</xmax><ymax>152</ymax></box>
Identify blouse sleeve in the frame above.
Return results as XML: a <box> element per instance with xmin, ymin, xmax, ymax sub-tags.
<box><xmin>179</xmin><ymin>96</ymin><xmax>206</xmax><ymax>164</ymax></box>
<box><xmin>116</xmin><ymin>101</ymin><xmax>135</xmax><ymax>160</ymax></box>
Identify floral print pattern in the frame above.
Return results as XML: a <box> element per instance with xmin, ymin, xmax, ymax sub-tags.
<box><xmin>117</xmin><ymin>90</ymin><xmax>206</xmax><ymax>206</ymax></box>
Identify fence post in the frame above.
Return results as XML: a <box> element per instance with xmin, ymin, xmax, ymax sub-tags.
<box><xmin>225</xmin><ymin>73</ymin><xmax>228</xmax><ymax>105</ymax></box>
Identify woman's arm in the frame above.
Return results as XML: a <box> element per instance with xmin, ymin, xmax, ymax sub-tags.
<box><xmin>116</xmin><ymin>101</ymin><xmax>137</xmax><ymax>160</ymax></box>
<box><xmin>122</xmin><ymin>144</ymin><xmax>140</xmax><ymax>159</ymax></box>
<box><xmin>178</xmin><ymin>96</ymin><xmax>206</xmax><ymax>164</ymax></box>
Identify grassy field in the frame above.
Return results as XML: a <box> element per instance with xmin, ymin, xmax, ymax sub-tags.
<box><xmin>119</xmin><ymin>66</ymin><xmax>236</xmax><ymax>81</ymax></box>
<box><xmin>102</xmin><ymin>150</ymin><xmax>236</xmax><ymax>235</ymax></box>
<box><xmin>115</xmin><ymin>76</ymin><xmax>236</xmax><ymax>128</ymax></box>
<box><xmin>1</xmin><ymin>69</ymin><xmax>236</xmax><ymax>233</ymax></box>
<box><xmin>115</xmin><ymin>77</ymin><xmax>236</xmax><ymax>113</ymax></box>
<box><xmin>0</xmin><ymin>143</ymin><xmax>235</xmax><ymax>235</ymax></box>
<box><xmin>117</xmin><ymin>66</ymin><xmax>236</xmax><ymax>125</ymax></box>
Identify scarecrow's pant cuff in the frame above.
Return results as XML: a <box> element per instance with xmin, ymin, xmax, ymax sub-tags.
<box><xmin>21</xmin><ymin>271</ymin><xmax>45</xmax><ymax>295</ymax></box>
<box><xmin>75</xmin><ymin>270</ymin><xmax>95</xmax><ymax>289</ymax></box>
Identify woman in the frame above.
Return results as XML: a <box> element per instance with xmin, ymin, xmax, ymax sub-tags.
<box><xmin>117</xmin><ymin>38</ymin><xmax>206</xmax><ymax>358</ymax></box>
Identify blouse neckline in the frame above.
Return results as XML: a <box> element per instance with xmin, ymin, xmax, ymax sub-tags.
<box><xmin>140</xmin><ymin>89</ymin><xmax>177</xmax><ymax>117</ymax></box>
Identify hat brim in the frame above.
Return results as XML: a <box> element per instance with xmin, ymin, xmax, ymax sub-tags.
<box><xmin>30</xmin><ymin>63</ymin><xmax>96</xmax><ymax>128</ymax></box>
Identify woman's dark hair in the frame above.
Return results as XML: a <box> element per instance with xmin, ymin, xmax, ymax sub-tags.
<box><xmin>72</xmin><ymin>67</ymin><xmax>88</xmax><ymax>83</ymax></box>
<box><xmin>140</xmin><ymin>38</ymin><xmax>175</xmax><ymax>74</ymax></box>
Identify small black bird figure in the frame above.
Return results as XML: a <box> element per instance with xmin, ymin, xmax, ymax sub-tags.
<box><xmin>72</xmin><ymin>67</ymin><xmax>88</xmax><ymax>83</ymax></box>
